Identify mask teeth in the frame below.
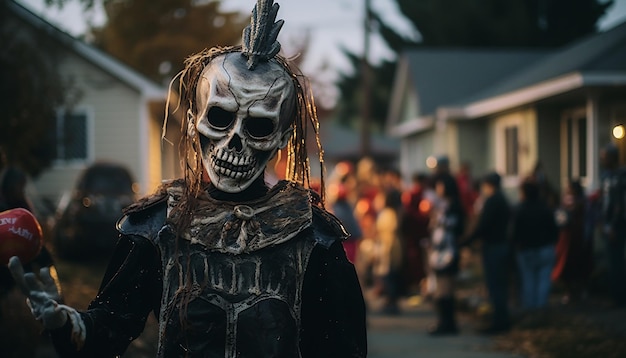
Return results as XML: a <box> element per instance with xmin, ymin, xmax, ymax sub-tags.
<box><xmin>211</xmin><ymin>148</ymin><xmax>258</xmax><ymax>180</ymax></box>
<box><xmin>217</xmin><ymin>166</ymin><xmax>254</xmax><ymax>180</ymax></box>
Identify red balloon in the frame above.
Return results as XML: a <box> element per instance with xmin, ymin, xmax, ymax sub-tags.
<box><xmin>0</xmin><ymin>208</ymin><xmax>43</xmax><ymax>265</ymax></box>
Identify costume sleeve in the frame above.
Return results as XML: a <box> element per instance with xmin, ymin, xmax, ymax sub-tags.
<box><xmin>300</xmin><ymin>240</ymin><xmax>367</xmax><ymax>358</ymax></box>
<box><xmin>49</xmin><ymin>234</ymin><xmax>162</xmax><ymax>358</ymax></box>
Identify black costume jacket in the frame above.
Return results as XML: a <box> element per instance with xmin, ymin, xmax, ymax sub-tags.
<box><xmin>49</xmin><ymin>180</ymin><xmax>367</xmax><ymax>357</ymax></box>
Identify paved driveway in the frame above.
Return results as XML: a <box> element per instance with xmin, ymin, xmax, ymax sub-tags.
<box><xmin>367</xmin><ymin>297</ymin><xmax>524</xmax><ymax>358</ymax></box>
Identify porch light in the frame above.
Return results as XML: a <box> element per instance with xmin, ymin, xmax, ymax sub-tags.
<box><xmin>613</xmin><ymin>124</ymin><xmax>625</xmax><ymax>140</ymax></box>
<box><xmin>426</xmin><ymin>156</ymin><xmax>438</xmax><ymax>169</ymax></box>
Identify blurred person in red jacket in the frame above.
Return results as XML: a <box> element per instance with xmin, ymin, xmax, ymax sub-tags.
<box><xmin>456</xmin><ymin>162</ymin><xmax>479</xmax><ymax>217</ymax></box>
<box><xmin>400</xmin><ymin>173</ymin><xmax>430</xmax><ymax>294</ymax></box>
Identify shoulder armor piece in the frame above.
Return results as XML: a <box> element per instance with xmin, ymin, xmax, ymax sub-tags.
<box><xmin>117</xmin><ymin>198</ymin><xmax>167</xmax><ymax>241</ymax></box>
<box><xmin>311</xmin><ymin>205</ymin><xmax>349</xmax><ymax>249</ymax></box>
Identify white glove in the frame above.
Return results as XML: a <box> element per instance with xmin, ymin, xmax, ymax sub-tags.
<box><xmin>8</xmin><ymin>256</ymin><xmax>86</xmax><ymax>350</ymax></box>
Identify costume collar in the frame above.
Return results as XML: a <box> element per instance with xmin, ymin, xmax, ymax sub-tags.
<box><xmin>166</xmin><ymin>180</ymin><xmax>312</xmax><ymax>254</ymax></box>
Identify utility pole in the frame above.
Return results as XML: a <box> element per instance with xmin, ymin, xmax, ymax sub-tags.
<box><xmin>360</xmin><ymin>0</ymin><xmax>372</xmax><ymax>157</ymax></box>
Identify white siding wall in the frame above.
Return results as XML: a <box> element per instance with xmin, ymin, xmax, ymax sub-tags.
<box><xmin>456</xmin><ymin>119</ymin><xmax>489</xmax><ymax>177</ymax></box>
<box><xmin>401</xmin><ymin>130</ymin><xmax>435</xmax><ymax>180</ymax></box>
<box><xmin>34</xmin><ymin>52</ymin><xmax>143</xmax><ymax>204</ymax></box>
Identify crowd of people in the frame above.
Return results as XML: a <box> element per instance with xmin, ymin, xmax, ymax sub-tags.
<box><xmin>1</xmin><ymin>141</ymin><xmax>624</xmax><ymax>353</ymax></box>
<box><xmin>325</xmin><ymin>145</ymin><xmax>625</xmax><ymax>336</ymax></box>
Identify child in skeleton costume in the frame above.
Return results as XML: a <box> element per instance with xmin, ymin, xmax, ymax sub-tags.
<box><xmin>8</xmin><ymin>1</ymin><xmax>367</xmax><ymax>357</ymax></box>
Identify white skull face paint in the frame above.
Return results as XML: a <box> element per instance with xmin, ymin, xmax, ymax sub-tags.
<box><xmin>193</xmin><ymin>52</ymin><xmax>295</xmax><ymax>193</ymax></box>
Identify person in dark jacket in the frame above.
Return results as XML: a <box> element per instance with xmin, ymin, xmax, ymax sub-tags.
<box><xmin>512</xmin><ymin>179</ymin><xmax>558</xmax><ymax>310</ymax></box>
<box><xmin>552</xmin><ymin>179</ymin><xmax>593</xmax><ymax>304</ymax></box>
<box><xmin>462</xmin><ymin>172</ymin><xmax>511</xmax><ymax>333</ymax></box>
<box><xmin>599</xmin><ymin>143</ymin><xmax>626</xmax><ymax>306</ymax></box>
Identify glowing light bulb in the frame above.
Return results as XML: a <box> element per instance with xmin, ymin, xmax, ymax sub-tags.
<box><xmin>613</xmin><ymin>125</ymin><xmax>625</xmax><ymax>140</ymax></box>
<box><xmin>426</xmin><ymin>156</ymin><xmax>438</xmax><ymax>169</ymax></box>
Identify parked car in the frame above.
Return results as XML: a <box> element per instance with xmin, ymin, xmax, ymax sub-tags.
<box><xmin>52</xmin><ymin>162</ymin><xmax>137</xmax><ymax>260</ymax></box>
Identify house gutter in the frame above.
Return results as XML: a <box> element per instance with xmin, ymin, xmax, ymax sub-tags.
<box><xmin>459</xmin><ymin>72</ymin><xmax>584</xmax><ymax>119</ymax></box>
<box><xmin>452</xmin><ymin>71</ymin><xmax>626</xmax><ymax>121</ymax></box>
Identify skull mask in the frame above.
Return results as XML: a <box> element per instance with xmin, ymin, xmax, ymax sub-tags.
<box><xmin>192</xmin><ymin>52</ymin><xmax>296</xmax><ymax>193</ymax></box>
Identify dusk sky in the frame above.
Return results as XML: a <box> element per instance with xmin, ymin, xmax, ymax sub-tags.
<box><xmin>18</xmin><ymin>0</ymin><xmax>626</xmax><ymax>78</ymax></box>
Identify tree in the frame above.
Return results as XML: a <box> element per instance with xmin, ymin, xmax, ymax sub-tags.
<box><xmin>0</xmin><ymin>0</ymin><xmax>69</xmax><ymax>176</ymax></box>
<box><xmin>392</xmin><ymin>0</ymin><xmax>613</xmax><ymax>47</ymax></box>
<box><xmin>336</xmin><ymin>0</ymin><xmax>614</xmax><ymax>130</ymax></box>
<box><xmin>89</xmin><ymin>0</ymin><xmax>249</xmax><ymax>84</ymax></box>
<box><xmin>335</xmin><ymin>51</ymin><xmax>397</xmax><ymax>131</ymax></box>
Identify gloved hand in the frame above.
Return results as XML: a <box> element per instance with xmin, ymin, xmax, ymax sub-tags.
<box><xmin>8</xmin><ymin>256</ymin><xmax>86</xmax><ymax>349</ymax></box>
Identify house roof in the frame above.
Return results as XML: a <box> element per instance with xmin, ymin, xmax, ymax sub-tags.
<box><xmin>405</xmin><ymin>49</ymin><xmax>549</xmax><ymax>116</ymax></box>
<box><xmin>457</xmin><ymin>20</ymin><xmax>626</xmax><ymax>107</ymax></box>
<box><xmin>9</xmin><ymin>1</ymin><xmax>166</xmax><ymax>100</ymax></box>
<box><xmin>389</xmin><ymin>20</ymin><xmax>626</xmax><ymax>136</ymax></box>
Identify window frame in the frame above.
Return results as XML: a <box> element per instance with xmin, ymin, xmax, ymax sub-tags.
<box><xmin>494</xmin><ymin>115</ymin><xmax>522</xmax><ymax>187</ymax></box>
<box><xmin>52</xmin><ymin>106</ymin><xmax>95</xmax><ymax>168</ymax></box>
<box><xmin>560</xmin><ymin>107</ymin><xmax>587</xmax><ymax>188</ymax></box>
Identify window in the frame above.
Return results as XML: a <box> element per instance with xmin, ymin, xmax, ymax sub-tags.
<box><xmin>51</xmin><ymin>109</ymin><xmax>90</xmax><ymax>163</ymax></box>
<box><xmin>494</xmin><ymin>115</ymin><xmax>523</xmax><ymax>185</ymax></box>
<box><xmin>504</xmin><ymin>126</ymin><xmax>519</xmax><ymax>176</ymax></box>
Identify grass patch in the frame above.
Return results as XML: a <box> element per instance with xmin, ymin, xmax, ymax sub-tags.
<box><xmin>495</xmin><ymin>309</ymin><xmax>626</xmax><ymax>358</ymax></box>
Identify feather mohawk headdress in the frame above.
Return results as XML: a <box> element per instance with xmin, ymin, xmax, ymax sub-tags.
<box><xmin>242</xmin><ymin>0</ymin><xmax>284</xmax><ymax>70</ymax></box>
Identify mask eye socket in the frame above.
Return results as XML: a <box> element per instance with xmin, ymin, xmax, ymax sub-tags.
<box><xmin>207</xmin><ymin>107</ymin><xmax>235</xmax><ymax>130</ymax></box>
<box><xmin>245</xmin><ymin>117</ymin><xmax>275</xmax><ymax>139</ymax></box>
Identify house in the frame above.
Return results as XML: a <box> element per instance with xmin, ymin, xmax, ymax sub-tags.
<box><xmin>387</xmin><ymin>22</ymin><xmax>626</xmax><ymax>196</ymax></box>
<box><xmin>8</xmin><ymin>1</ymin><xmax>182</xmax><ymax>204</ymax></box>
